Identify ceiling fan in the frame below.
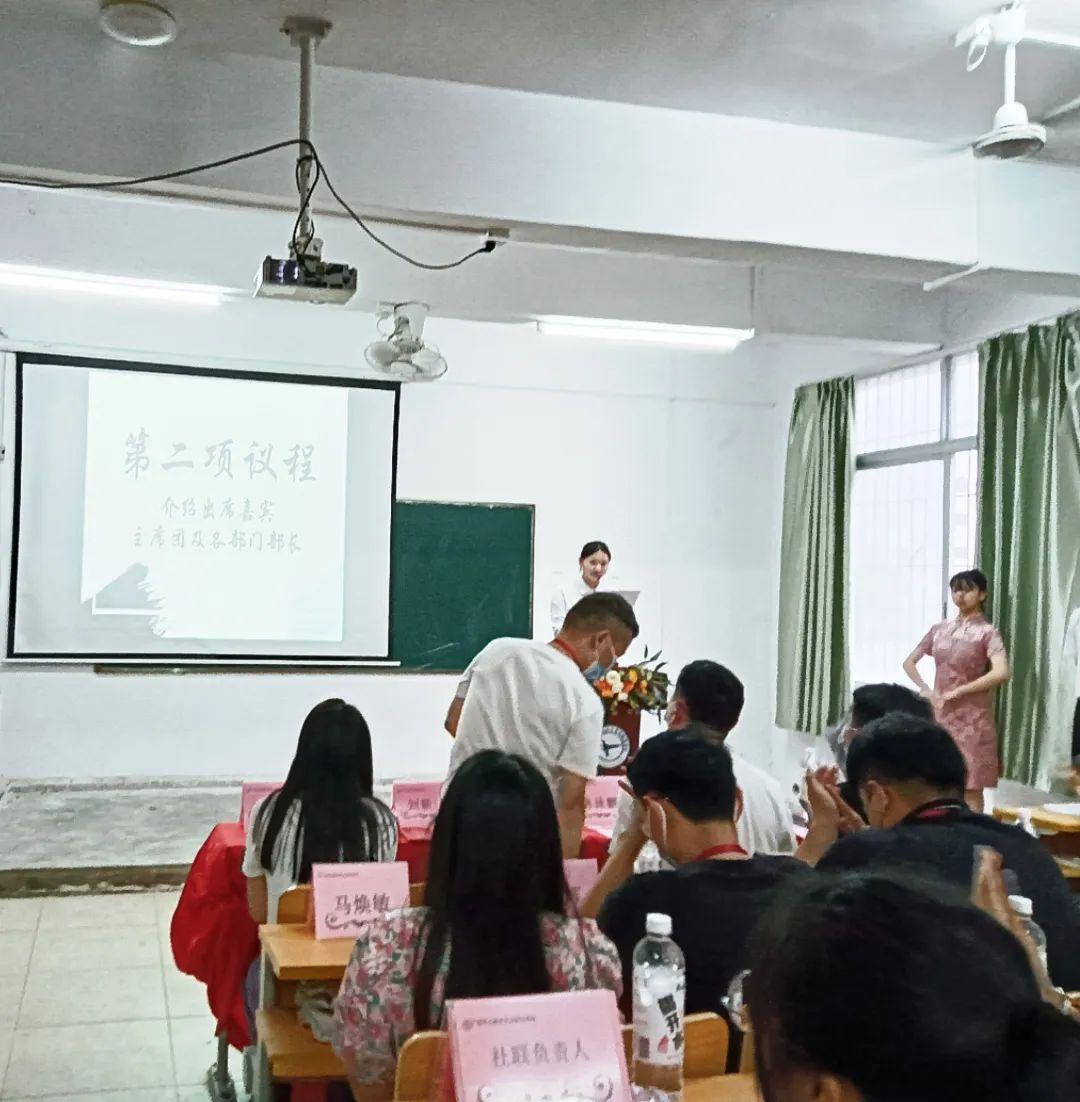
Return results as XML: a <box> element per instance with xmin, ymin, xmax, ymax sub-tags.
<box><xmin>365</xmin><ymin>302</ymin><xmax>448</xmax><ymax>382</ymax></box>
<box><xmin>956</xmin><ymin>2</ymin><xmax>1080</xmax><ymax>159</ymax></box>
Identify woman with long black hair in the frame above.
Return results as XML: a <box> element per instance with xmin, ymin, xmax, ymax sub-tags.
<box><xmin>332</xmin><ymin>750</ymin><xmax>621</xmax><ymax>1086</ymax></box>
<box><xmin>242</xmin><ymin>698</ymin><xmax>398</xmax><ymax>925</ymax></box>
<box><xmin>742</xmin><ymin>871</ymin><xmax>1080</xmax><ymax>1102</ymax></box>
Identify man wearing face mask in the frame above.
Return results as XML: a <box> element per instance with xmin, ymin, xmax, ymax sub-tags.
<box><xmin>444</xmin><ymin>592</ymin><xmax>638</xmax><ymax>857</ymax></box>
<box><xmin>582</xmin><ymin>727</ymin><xmax>811</xmax><ymax>1017</ymax></box>
<box><xmin>609</xmin><ymin>660</ymin><xmax>799</xmax><ymax>864</ymax></box>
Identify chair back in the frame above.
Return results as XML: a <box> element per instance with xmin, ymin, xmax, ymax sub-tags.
<box><xmin>276</xmin><ymin>885</ymin><xmax>311</xmax><ymax>925</ymax></box>
<box><xmin>394</xmin><ymin>1030</ymin><xmax>447</xmax><ymax>1101</ymax></box>
<box><xmin>621</xmin><ymin>1012</ymin><xmax>729</xmax><ymax>1080</ymax></box>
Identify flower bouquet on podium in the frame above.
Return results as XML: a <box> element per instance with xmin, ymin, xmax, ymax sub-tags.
<box><xmin>592</xmin><ymin>649</ymin><xmax>670</xmax><ymax>775</ymax></box>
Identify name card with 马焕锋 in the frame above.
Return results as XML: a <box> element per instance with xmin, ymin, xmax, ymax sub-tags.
<box><xmin>240</xmin><ymin>782</ymin><xmax>282</xmax><ymax>834</ymax></box>
<box><xmin>311</xmin><ymin>862</ymin><xmax>410</xmax><ymax>940</ymax></box>
<box><xmin>584</xmin><ymin>776</ymin><xmax>621</xmax><ymax>837</ymax></box>
<box><xmin>392</xmin><ymin>781</ymin><xmax>442</xmax><ymax>837</ymax></box>
<box><xmin>447</xmin><ymin>989</ymin><xmax>630</xmax><ymax>1102</ymax></box>
<box><xmin>564</xmin><ymin>858</ymin><xmax>600</xmax><ymax>908</ymax></box>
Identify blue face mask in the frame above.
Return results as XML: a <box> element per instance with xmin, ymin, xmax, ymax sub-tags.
<box><xmin>583</xmin><ymin>640</ymin><xmax>615</xmax><ymax>683</ymax></box>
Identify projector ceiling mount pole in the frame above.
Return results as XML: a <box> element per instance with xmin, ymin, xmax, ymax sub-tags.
<box><xmin>282</xmin><ymin>15</ymin><xmax>331</xmax><ymax>260</ymax></box>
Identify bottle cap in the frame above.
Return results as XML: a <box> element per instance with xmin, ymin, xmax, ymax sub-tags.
<box><xmin>646</xmin><ymin>912</ymin><xmax>672</xmax><ymax>937</ymax></box>
<box><xmin>1008</xmin><ymin>894</ymin><xmax>1033</xmax><ymax>917</ymax></box>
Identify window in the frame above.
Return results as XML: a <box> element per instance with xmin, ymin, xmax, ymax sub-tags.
<box><xmin>850</xmin><ymin>353</ymin><xmax>979</xmax><ymax>686</ymax></box>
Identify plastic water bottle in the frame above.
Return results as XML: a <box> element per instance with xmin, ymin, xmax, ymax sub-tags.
<box><xmin>632</xmin><ymin>913</ymin><xmax>686</xmax><ymax>1102</ymax></box>
<box><xmin>1008</xmin><ymin>894</ymin><xmax>1049</xmax><ymax>974</ymax></box>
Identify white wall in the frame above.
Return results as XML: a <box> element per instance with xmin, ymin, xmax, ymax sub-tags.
<box><xmin>0</xmin><ymin>289</ymin><xmax>796</xmax><ymax>782</ymax></box>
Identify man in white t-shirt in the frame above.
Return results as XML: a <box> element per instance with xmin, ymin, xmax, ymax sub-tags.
<box><xmin>610</xmin><ymin>659</ymin><xmax>799</xmax><ymax>861</ymax></box>
<box><xmin>445</xmin><ymin>592</ymin><xmax>639</xmax><ymax>857</ymax></box>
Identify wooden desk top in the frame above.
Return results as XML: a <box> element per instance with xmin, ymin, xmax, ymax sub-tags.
<box><xmin>995</xmin><ymin>806</ymin><xmax>1080</xmax><ymax>833</ymax></box>
<box><xmin>260</xmin><ymin>923</ymin><xmax>355</xmax><ymax>981</ymax></box>
<box><xmin>684</xmin><ymin>1075</ymin><xmax>757</xmax><ymax>1102</ymax></box>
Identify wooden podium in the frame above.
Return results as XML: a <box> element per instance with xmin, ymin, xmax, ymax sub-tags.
<box><xmin>598</xmin><ymin>703</ymin><xmax>641</xmax><ymax>776</ymax></box>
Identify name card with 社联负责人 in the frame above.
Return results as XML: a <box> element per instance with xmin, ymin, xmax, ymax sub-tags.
<box><xmin>447</xmin><ymin>989</ymin><xmax>631</xmax><ymax>1102</ymax></box>
<box><xmin>240</xmin><ymin>782</ymin><xmax>282</xmax><ymax>834</ymax></box>
<box><xmin>392</xmin><ymin>781</ymin><xmax>442</xmax><ymax>837</ymax></box>
<box><xmin>564</xmin><ymin>858</ymin><xmax>600</xmax><ymax>908</ymax></box>
<box><xmin>584</xmin><ymin>776</ymin><xmax>621</xmax><ymax>837</ymax></box>
<box><xmin>311</xmin><ymin>862</ymin><xmax>410</xmax><ymax>940</ymax></box>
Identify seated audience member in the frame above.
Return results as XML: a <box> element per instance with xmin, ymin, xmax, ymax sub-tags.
<box><xmin>814</xmin><ymin>713</ymin><xmax>1080</xmax><ymax>989</ymax></box>
<box><xmin>826</xmin><ymin>681</ymin><xmax>934</xmax><ymax>776</ymax></box>
<box><xmin>243</xmin><ymin>698</ymin><xmax>398</xmax><ymax>924</ymax></box>
<box><xmin>444</xmin><ymin>592</ymin><xmax>638</xmax><ymax>857</ymax></box>
<box><xmin>744</xmin><ymin>871</ymin><xmax>1080</xmax><ymax>1102</ymax></box>
<box><xmin>241</xmin><ymin>699</ymin><xmax>398</xmax><ymax>1037</ymax></box>
<box><xmin>585</xmin><ymin>728</ymin><xmax>810</xmax><ymax>1016</ymax></box>
<box><xmin>332</xmin><ymin>751</ymin><xmax>621</xmax><ymax>1087</ymax></box>
<box><xmin>610</xmin><ymin>661</ymin><xmax>798</xmax><ymax>860</ymax></box>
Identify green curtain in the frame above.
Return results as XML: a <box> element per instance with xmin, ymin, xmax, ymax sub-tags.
<box><xmin>776</xmin><ymin>377</ymin><xmax>854</xmax><ymax>734</ymax></box>
<box><xmin>979</xmin><ymin>314</ymin><xmax>1080</xmax><ymax>787</ymax></box>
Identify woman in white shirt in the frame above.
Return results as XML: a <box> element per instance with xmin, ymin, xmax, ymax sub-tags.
<box><xmin>550</xmin><ymin>540</ymin><xmax>612</xmax><ymax>635</ymax></box>
<box><xmin>243</xmin><ymin>698</ymin><xmax>398</xmax><ymax>925</ymax></box>
<box><xmin>241</xmin><ymin>698</ymin><xmax>399</xmax><ymax>1039</ymax></box>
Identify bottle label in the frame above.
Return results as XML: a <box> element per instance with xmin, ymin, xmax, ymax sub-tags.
<box><xmin>633</xmin><ymin>970</ymin><xmax>686</xmax><ymax>1067</ymax></box>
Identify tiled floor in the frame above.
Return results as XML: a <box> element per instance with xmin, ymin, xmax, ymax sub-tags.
<box><xmin>0</xmin><ymin>890</ymin><xmax>240</xmax><ymax>1101</ymax></box>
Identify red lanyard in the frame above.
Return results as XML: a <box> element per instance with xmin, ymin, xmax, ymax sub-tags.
<box><xmin>909</xmin><ymin>800</ymin><xmax>967</xmax><ymax>823</ymax></box>
<box><xmin>550</xmin><ymin>638</ymin><xmax>582</xmax><ymax>666</ymax></box>
<box><xmin>694</xmin><ymin>843</ymin><xmax>748</xmax><ymax>862</ymax></box>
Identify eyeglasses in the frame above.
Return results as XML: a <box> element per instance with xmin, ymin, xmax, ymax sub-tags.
<box><xmin>721</xmin><ymin>969</ymin><xmax>751</xmax><ymax>1033</ymax></box>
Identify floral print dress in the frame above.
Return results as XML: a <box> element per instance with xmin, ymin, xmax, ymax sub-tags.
<box><xmin>331</xmin><ymin>907</ymin><xmax>622</xmax><ymax>1084</ymax></box>
<box><xmin>916</xmin><ymin>615</ymin><xmax>1007</xmax><ymax>789</ymax></box>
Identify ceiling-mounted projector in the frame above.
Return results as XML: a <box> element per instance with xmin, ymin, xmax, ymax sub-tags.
<box><xmin>253</xmin><ymin>16</ymin><xmax>359</xmax><ymax>304</ymax></box>
<box><xmin>365</xmin><ymin>302</ymin><xmax>448</xmax><ymax>381</ymax></box>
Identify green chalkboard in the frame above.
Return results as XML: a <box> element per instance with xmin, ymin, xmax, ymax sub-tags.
<box><xmin>390</xmin><ymin>500</ymin><xmax>534</xmax><ymax>671</ymax></box>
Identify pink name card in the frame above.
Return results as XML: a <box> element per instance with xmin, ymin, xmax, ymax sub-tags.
<box><xmin>311</xmin><ymin>862</ymin><xmax>410</xmax><ymax>940</ymax></box>
<box><xmin>564</xmin><ymin>858</ymin><xmax>600</xmax><ymax>908</ymax></box>
<box><xmin>392</xmin><ymin>781</ymin><xmax>441</xmax><ymax>836</ymax></box>
<box><xmin>447</xmin><ymin>989</ymin><xmax>630</xmax><ymax>1102</ymax></box>
<box><xmin>585</xmin><ymin>776</ymin><xmax>621</xmax><ymax>836</ymax></box>
<box><xmin>240</xmin><ymin>782</ymin><xmax>281</xmax><ymax>834</ymax></box>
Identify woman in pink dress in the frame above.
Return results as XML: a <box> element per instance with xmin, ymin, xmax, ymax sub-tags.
<box><xmin>903</xmin><ymin>570</ymin><xmax>1011</xmax><ymax>813</ymax></box>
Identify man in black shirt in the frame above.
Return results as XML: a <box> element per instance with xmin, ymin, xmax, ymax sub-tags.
<box><xmin>818</xmin><ymin>712</ymin><xmax>1080</xmax><ymax>989</ymax></box>
<box><xmin>583</xmin><ymin>726</ymin><xmax>810</xmax><ymax>1015</ymax></box>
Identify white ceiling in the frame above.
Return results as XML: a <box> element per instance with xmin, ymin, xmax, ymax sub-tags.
<box><xmin>84</xmin><ymin>0</ymin><xmax>1080</xmax><ymax>150</ymax></box>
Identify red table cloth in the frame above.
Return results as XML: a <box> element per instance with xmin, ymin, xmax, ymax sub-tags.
<box><xmin>170</xmin><ymin>822</ymin><xmax>259</xmax><ymax>1050</ymax></box>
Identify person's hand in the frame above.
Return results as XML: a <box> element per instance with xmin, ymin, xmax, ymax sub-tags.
<box><xmin>941</xmin><ymin>688</ymin><xmax>963</xmax><ymax>705</ymax></box>
<box><xmin>805</xmin><ymin>770</ymin><xmax>842</xmax><ymax>832</ymax></box>
<box><xmin>971</xmin><ymin>847</ymin><xmax>1068</xmax><ymax>1012</ymax></box>
<box><xmin>921</xmin><ymin>688</ymin><xmax>944</xmax><ymax>709</ymax></box>
<box><xmin>617</xmin><ymin>780</ymin><xmax>648</xmax><ymax>844</ymax></box>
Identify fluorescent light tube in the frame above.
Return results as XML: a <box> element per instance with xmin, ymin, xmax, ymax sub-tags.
<box><xmin>536</xmin><ymin>316</ymin><xmax>754</xmax><ymax>350</ymax></box>
<box><xmin>0</xmin><ymin>263</ymin><xmax>228</xmax><ymax>306</ymax></box>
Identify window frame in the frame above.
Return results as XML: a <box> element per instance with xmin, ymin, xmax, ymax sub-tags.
<box><xmin>854</xmin><ymin>353</ymin><xmax>979</xmax><ymax>620</ymax></box>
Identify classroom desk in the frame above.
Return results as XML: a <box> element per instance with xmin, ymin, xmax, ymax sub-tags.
<box><xmin>260</xmin><ymin>922</ymin><xmax>354</xmax><ymax>982</ymax></box>
<box><xmin>994</xmin><ymin>805</ymin><xmax>1080</xmax><ymax>859</ymax></box>
<box><xmin>685</xmin><ymin>1074</ymin><xmax>758</xmax><ymax>1102</ymax></box>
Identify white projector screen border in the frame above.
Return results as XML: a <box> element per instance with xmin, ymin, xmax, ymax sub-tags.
<box><xmin>6</xmin><ymin>353</ymin><xmax>400</xmax><ymax>665</ymax></box>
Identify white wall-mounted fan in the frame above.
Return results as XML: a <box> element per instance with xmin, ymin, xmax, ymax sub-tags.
<box><xmin>364</xmin><ymin>302</ymin><xmax>447</xmax><ymax>381</ymax></box>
